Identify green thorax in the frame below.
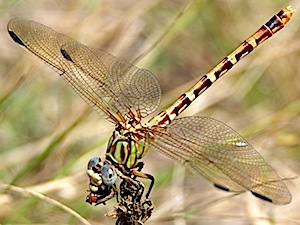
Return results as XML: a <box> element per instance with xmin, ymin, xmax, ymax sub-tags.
<box><xmin>105</xmin><ymin>126</ymin><xmax>151</xmax><ymax>169</ymax></box>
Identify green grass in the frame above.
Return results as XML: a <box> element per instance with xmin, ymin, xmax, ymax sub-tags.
<box><xmin>1</xmin><ymin>0</ymin><xmax>300</xmax><ymax>224</ymax></box>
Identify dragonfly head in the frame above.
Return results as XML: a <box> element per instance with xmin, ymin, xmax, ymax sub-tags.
<box><xmin>86</xmin><ymin>157</ymin><xmax>117</xmax><ymax>205</ymax></box>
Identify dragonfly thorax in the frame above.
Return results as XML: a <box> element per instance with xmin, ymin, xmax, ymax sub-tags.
<box><xmin>115</xmin><ymin>116</ymin><xmax>145</xmax><ymax>133</ymax></box>
<box><xmin>106</xmin><ymin>126</ymin><xmax>150</xmax><ymax>169</ymax></box>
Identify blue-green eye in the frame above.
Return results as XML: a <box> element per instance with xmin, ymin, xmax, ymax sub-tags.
<box><xmin>101</xmin><ymin>164</ymin><xmax>117</xmax><ymax>185</ymax></box>
<box><xmin>87</xmin><ymin>157</ymin><xmax>100</xmax><ymax>169</ymax></box>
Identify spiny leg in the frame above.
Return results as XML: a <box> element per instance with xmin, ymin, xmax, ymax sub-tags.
<box><xmin>130</xmin><ymin>170</ymin><xmax>155</xmax><ymax>199</ymax></box>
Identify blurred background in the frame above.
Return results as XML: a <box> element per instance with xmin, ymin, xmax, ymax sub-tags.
<box><xmin>1</xmin><ymin>0</ymin><xmax>300</xmax><ymax>224</ymax></box>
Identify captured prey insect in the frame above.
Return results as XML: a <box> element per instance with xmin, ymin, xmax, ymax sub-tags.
<box><xmin>7</xmin><ymin>5</ymin><xmax>293</xmax><ymax>219</ymax></box>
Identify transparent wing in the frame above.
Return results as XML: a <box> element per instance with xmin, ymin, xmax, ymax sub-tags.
<box><xmin>151</xmin><ymin>116</ymin><xmax>291</xmax><ymax>205</ymax></box>
<box><xmin>7</xmin><ymin>17</ymin><xmax>161</xmax><ymax>124</ymax></box>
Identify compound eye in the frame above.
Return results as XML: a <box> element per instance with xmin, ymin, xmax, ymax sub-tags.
<box><xmin>101</xmin><ymin>164</ymin><xmax>117</xmax><ymax>186</ymax></box>
<box><xmin>87</xmin><ymin>157</ymin><xmax>101</xmax><ymax>169</ymax></box>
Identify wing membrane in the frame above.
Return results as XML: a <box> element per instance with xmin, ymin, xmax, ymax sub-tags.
<box><xmin>7</xmin><ymin>18</ymin><xmax>161</xmax><ymax>124</ymax></box>
<box><xmin>152</xmin><ymin>116</ymin><xmax>291</xmax><ymax>204</ymax></box>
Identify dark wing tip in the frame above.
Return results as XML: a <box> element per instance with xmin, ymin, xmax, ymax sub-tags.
<box><xmin>7</xmin><ymin>18</ymin><xmax>25</xmax><ymax>46</ymax></box>
<box><xmin>214</xmin><ymin>183</ymin><xmax>230</xmax><ymax>192</ymax></box>
<box><xmin>60</xmin><ymin>49</ymin><xmax>74</xmax><ymax>62</ymax></box>
<box><xmin>251</xmin><ymin>191</ymin><xmax>273</xmax><ymax>203</ymax></box>
<box><xmin>8</xmin><ymin>30</ymin><xmax>25</xmax><ymax>47</ymax></box>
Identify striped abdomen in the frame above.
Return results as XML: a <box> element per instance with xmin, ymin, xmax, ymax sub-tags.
<box><xmin>149</xmin><ymin>7</ymin><xmax>294</xmax><ymax>126</ymax></box>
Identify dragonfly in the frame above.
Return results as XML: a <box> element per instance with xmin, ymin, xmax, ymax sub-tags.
<box><xmin>7</xmin><ymin>6</ymin><xmax>293</xmax><ymax>209</ymax></box>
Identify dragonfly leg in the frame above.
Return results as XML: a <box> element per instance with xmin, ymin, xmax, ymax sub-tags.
<box><xmin>130</xmin><ymin>170</ymin><xmax>155</xmax><ymax>199</ymax></box>
<box><xmin>86</xmin><ymin>183</ymin><xmax>117</xmax><ymax>206</ymax></box>
<box><xmin>116</xmin><ymin>161</ymin><xmax>154</xmax><ymax>199</ymax></box>
<box><xmin>120</xmin><ymin>177</ymin><xmax>144</xmax><ymax>202</ymax></box>
<box><xmin>134</xmin><ymin>161</ymin><xmax>145</xmax><ymax>172</ymax></box>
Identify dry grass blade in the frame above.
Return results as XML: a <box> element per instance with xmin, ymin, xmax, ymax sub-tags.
<box><xmin>132</xmin><ymin>1</ymin><xmax>193</xmax><ymax>65</ymax></box>
<box><xmin>0</xmin><ymin>183</ymin><xmax>91</xmax><ymax>225</ymax></box>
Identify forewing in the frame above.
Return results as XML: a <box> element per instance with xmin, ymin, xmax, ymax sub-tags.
<box><xmin>7</xmin><ymin>17</ymin><xmax>161</xmax><ymax>124</ymax></box>
<box><xmin>151</xmin><ymin>116</ymin><xmax>291</xmax><ymax>204</ymax></box>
